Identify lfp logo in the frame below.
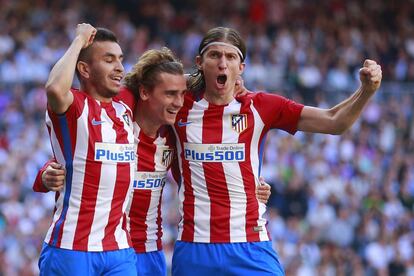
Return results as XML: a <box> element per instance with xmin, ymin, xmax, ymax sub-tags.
<box><xmin>94</xmin><ymin>142</ymin><xmax>135</xmax><ymax>163</ymax></box>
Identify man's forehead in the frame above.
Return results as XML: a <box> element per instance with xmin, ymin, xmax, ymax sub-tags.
<box><xmin>204</xmin><ymin>44</ymin><xmax>239</xmax><ymax>54</ymax></box>
<box><xmin>92</xmin><ymin>41</ymin><xmax>123</xmax><ymax>56</ymax></box>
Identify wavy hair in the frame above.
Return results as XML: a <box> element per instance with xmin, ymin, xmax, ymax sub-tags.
<box><xmin>124</xmin><ymin>47</ymin><xmax>184</xmax><ymax>97</ymax></box>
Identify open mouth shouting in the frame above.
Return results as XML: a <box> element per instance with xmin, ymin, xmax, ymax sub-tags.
<box><xmin>216</xmin><ymin>74</ymin><xmax>227</xmax><ymax>89</ymax></box>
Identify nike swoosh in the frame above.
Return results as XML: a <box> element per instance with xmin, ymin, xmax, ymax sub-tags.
<box><xmin>177</xmin><ymin>119</ymin><xmax>192</xmax><ymax>127</ymax></box>
<box><xmin>91</xmin><ymin>118</ymin><xmax>105</xmax><ymax>126</ymax></box>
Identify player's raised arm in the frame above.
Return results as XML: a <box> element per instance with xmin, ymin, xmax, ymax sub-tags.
<box><xmin>45</xmin><ymin>23</ymin><xmax>96</xmax><ymax>114</ymax></box>
<box><xmin>297</xmin><ymin>59</ymin><xmax>382</xmax><ymax>134</ymax></box>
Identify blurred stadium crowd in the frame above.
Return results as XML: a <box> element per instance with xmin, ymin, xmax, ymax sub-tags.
<box><xmin>1</xmin><ymin>0</ymin><xmax>414</xmax><ymax>275</ymax></box>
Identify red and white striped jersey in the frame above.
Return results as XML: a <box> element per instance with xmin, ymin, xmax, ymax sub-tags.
<box><xmin>173</xmin><ymin>92</ymin><xmax>304</xmax><ymax>243</ymax></box>
<box><xmin>44</xmin><ymin>89</ymin><xmax>136</xmax><ymax>251</ymax></box>
<box><xmin>127</xmin><ymin>124</ymin><xmax>176</xmax><ymax>253</ymax></box>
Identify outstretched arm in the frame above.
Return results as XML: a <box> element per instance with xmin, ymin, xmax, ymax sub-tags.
<box><xmin>297</xmin><ymin>59</ymin><xmax>382</xmax><ymax>134</ymax></box>
<box><xmin>45</xmin><ymin>23</ymin><xmax>97</xmax><ymax>114</ymax></box>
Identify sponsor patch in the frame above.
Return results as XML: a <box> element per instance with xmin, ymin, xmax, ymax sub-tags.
<box><xmin>133</xmin><ymin>171</ymin><xmax>167</xmax><ymax>190</ymax></box>
<box><xmin>184</xmin><ymin>143</ymin><xmax>245</xmax><ymax>162</ymax></box>
<box><xmin>94</xmin><ymin>142</ymin><xmax>135</xmax><ymax>163</ymax></box>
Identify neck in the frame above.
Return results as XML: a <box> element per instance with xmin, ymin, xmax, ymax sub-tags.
<box><xmin>204</xmin><ymin>87</ymin><xmax>234</xmax><ymax>105</ymax></box>
<box><xmin>134</xmin><ymin>102</ymin><xmax>161</xmax><ymax>138</ymax></box>
<box><xmin>82</xmin><ymin>84</ymin><xmax>113</xmax><ymax>103</ymax></box>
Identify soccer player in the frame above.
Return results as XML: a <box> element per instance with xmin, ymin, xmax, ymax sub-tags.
<box><xmin>171</xmin><ymin>27</ymin><xmax>382</xmax><ymax>275</ymax></box>
<box><xmin>34</xmin><ymin>47</ymin><xmax>272</xmax><ymax>275</ymax></box>
<box><xmin>39</xmin><ymin>23</ymin><xmax>137</xmax><ymax>275</ymax></box>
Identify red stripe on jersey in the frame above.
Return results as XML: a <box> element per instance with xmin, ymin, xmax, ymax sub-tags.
<box><xmin>130</xmin><ymin>190</ymin><xmax>152</xmax><ymax>252</ymax></box>
<box><xmin>239</xmin><ymin>103</ymin><xmax>260</xmax><ymax>242</ymax></box>
<box><xmin>177</xmin><ymin>98</ymin><xmax>195</xmax><ymax>241</ymax></box>
<box><xmin>102</xmin><ymin>103</ymin><xmax>133</xmax><ymax>250</ymax></box>
<box><xmin>73</xmin><ymin>98</ymin><xmax>103</xmax><ymax>251</ymax></box>
<box><xmin>202</xmin><ymin>105</ymin><xmax>231</xmax><ymax>242</ymax></box>
<box><xmin>129</xmin><ymin>131</ymin><xmax>156</xmax><ymax>253</ymax></box>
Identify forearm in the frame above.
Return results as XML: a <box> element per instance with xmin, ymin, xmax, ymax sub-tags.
<box><xmin>45</xmin><ymin>37</ymin><xmax>84</xmax><ymax>110</ymax></box>
<box><xmin>328</xmin><ymin>86</ymin><xmax>375</xmax><ymax>133</ymax></box>
<box><xmin>298</xmin><ymin>59</ymin><xmax>381</xmax><ymax>135</ymax></box>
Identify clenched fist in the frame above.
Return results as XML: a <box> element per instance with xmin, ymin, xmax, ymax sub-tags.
<box><xmin>359</xmin><ymin>59</ymin><xmax>382</xmax><ymax>94</ymax></box>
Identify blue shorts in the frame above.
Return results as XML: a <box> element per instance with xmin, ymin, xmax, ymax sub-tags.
<box><xmin>136</xmin><ymin>250</ymin><xmax>166</xmax><ymax>276</ymax></box>
<box><xmin>38</xmin><ymin>243</ymin><xmax>137</xmax><ymax>276</ymax></box>
<box><xmin>172</xmin><ymin>241</ymin><xmax>284</xmax><ymax>276</ymax></box>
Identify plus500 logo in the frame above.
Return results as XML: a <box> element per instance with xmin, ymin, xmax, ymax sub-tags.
<box><xmin>94</xmin><ymin>142</ymin><xmax>135</xmax><ymax>163</ymax></box>
<box><xmin>133</xmin><ymin>172</ymin><xmax>167</xmax><ymax>190</ymax></box>
<box><xmin>183</xmin><ymin>143</ymin><xmax>245</xmax><ymax>162</ymax></box>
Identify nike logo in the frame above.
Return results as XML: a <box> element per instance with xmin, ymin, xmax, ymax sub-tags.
<box><xmin>177</xmin><ymin>119</ymin><xmax>192</xmax><ymax>127</ymax></box>
<box><xmin>91</xmin><ymin>118</ymin><xmax>105</xmax><ymax>126</ymax></box>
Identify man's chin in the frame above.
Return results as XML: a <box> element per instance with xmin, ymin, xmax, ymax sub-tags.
<box><xmin>106</xmin><ymin>88</ymin><xmax>120</xmax><ymax>97</ymax></box>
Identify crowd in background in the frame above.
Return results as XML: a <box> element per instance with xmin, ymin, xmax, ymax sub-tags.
<box><xmin>1</xmin><ymin>0</ymin><xmax>414</xmax><ymax>275</ymax></box>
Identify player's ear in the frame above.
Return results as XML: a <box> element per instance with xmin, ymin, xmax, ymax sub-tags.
<box><xmin>239</xmin><ymin>62</ymin><xmax>245</xmax><ymax>74</ymax></box>
<box><xmin>77</xmin><ymin>61</ymin><xmax>90</xmax><ymax>79</ymax></box>
<box><xmin>139</xmin><ymin>85</ymin><xmax>149</xmax><ymax>101</ymax></box>
<box><xmin>195</xmin><ymin>55</ymin><xmax>202</xmax><ymax>71</ymax></box>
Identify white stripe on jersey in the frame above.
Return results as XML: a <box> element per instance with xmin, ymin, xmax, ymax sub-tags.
<box><xmin>185</xmin><ymin>99</ymin><xmax>211</xmax><ymax>241</ymax></box>
<box><xmin>222</xmin><ymin>102</ymin><xmax>247</xmax><ymax>242</ymax></box>
<box><xmin>44</xmin><ymin>111</ymin><xmax>66</xmax><ymax>244</ymax></box>
<box><xmin>89</xmin><ymin>107</ymin><xmax>117</xmax><ymax>251</ymax></box>
<box><xmin>144</xmin><ymin>186</ymin><xmax>163</xmax><ymax>252</ymax></box>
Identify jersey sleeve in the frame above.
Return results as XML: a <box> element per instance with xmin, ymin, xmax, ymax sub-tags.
<box><xmin>46</xmin><ymin>88</ymin><xmax>85</xmax><ymax>121</ymax></box>
<box><xmin>32</xmin><ymin>158</ymin><xmax>56</xmax><ymax>193</ymax></box>
<box><xmin>253</xmin><ymin>92</ymin><xmax>304</xmax><ymax>134</ymax></box>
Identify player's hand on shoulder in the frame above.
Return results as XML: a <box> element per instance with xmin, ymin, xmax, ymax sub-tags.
<box><xmin>256</xmin><ymin>177</ymin><xmax>272</xmax><ymax>204</ymax></box>
<box><xmin>42</xmin><ymin>162</ymin><xmax>66</xmax><ymax>192</ymax></box>
<box><xmin>234</xmin><ymin>75</ymin><xmax>250</xmax><ymax>97</ymax></box>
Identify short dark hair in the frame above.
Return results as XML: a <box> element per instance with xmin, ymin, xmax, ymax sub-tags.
<box><xmin>75</xmin><ymin>28</ymin><xmax>119</xmax><ymax>80</ymax></box>
<box><xmin>78</xmin><ymin>27</ymin><xmax>119</xmax><ymax>63</ymax></box>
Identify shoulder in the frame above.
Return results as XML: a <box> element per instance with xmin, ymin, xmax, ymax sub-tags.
<box><xmin>236</xmin><ymin>91</ymin><xmax>288</xmax><ymax>104</ymax></box>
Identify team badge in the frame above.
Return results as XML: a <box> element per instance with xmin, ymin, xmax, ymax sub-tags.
<box><xmin>162</xmin><ymin>149</ymin><xmax>174</xmax><ymax>167</ymax></box>
<box><xmin>231</xmin><ymin>114</ymin><xmax>247</xmax><ymax>133</ymax></box>
<box><xmin>122</xmin><ymin>113</ymin><xmax>130</xmax><ymax>126</ymax></box>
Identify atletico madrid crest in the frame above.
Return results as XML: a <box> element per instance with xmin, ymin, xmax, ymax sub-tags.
<box><xmin>162</xmin><ymin>149</ymin><xmax>174</xmax><ymax>167</ymax></box>
<box><xmin>122</xmin><ymin>113</ymin><xmax>130</xmax><ymax>126</ymax></box>
<box><xmin>231</xmin><ymin>114</ymin><xmax>247</xmax><ymax>133</ymax></box>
